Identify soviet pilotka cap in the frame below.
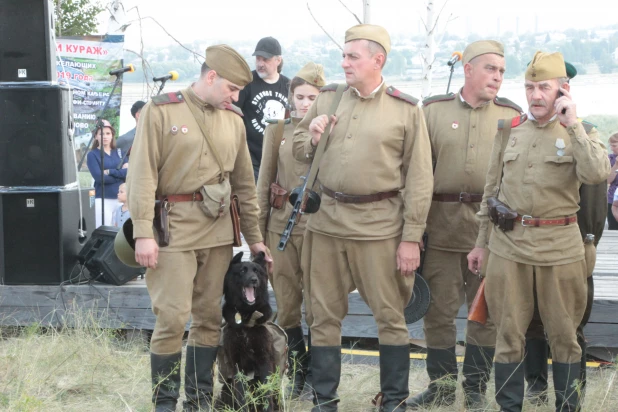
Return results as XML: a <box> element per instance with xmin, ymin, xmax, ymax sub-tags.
<box><xmin>294</xmin><ymin>62</ymin><xmax>326</xmax><ymax>89</ymax></box>
<box><xmin>525</xmin><ymin>51</ymin><xmax>567</xmax><ymax>81</ymax></box>
<box><xmin>345</xmin><ymin>24</ymin><xmax>391</xmax><ymax>54</ymax></box>
<box><xmin>525</xmin><ymin>59</ymin><xmax>577</xmax><ymax>79</ymax></box>
<box><xmin>205</xmin><ymin>44</ymin><xmax>252</xmax><ymax>86</ymax></box>
<box><xmin>462</xmin><ymin>40</ymin><xmax>504</xmax><ymax>64</ymax></box>
<box><xmin>252</xmin><ymin>37</ymin><xmax>282</xmax><ymax>59</ymax></box>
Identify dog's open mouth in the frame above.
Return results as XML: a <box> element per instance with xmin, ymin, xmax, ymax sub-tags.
<box><xmin>243</xmin><ymin>286</ymin><xmax>256</xmax><ymax>305</ymax></box>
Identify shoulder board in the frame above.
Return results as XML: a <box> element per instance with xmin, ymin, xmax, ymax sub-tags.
<box><xmin>580</xmin><ymin>119</ymin><xmax>596</xmax><ymax>133</ymax></box>
<box><xmin>494</xmin><ymin>96</ymin><xmax>523</xmax><ymax>113</ymax></box>
<box><xmin>320</xmin><ymin>83</ymin><xmax>340</xmax><ymax>92</ymax></box>
<box><xmin>152</xmin><ymin>91</ymin><xmax>184</xmax><ymax>106</ymax></box>
<box><xmin>386</xmin><ymin>86</ymin><xmax>419</xmax><ymax>106</ymax></box>
<box><xmin>422</xmin><ymin>93</ymin><xmax>455</xmax><ymax>107</ymax></box>
<box><xmin>265</xmin><ymin>118</ymin><xmax>291</xmax><ymax>124</ymax></box>
<box><xmin>225</xmin><ymin>104</ymin><xmax>243</xmax><ymax>117</ymax></box>
<box><xmin>498</xmin><ymin>114</ymin><xmax>528</xmax><ymax>130</ymax></box>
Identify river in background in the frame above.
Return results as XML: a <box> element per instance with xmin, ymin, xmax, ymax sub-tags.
<box><xmin>117</xmin><ymin>73</ymin><xmax>618</xmax><ymax>136</ymax></box>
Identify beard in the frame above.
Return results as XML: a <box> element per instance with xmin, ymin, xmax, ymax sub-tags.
<box><xmin>256</xmin><ymin>69</ymin><xmax>268</xmax><ymax>79</ymax></box>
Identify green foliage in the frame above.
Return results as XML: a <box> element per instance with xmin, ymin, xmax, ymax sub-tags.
<box><xmin>583</xmin><ymin>115</ymin><xmax>618</xmax><ymax>147</ymax></box>
<box><xmin>54</xmin><ymin>0</ymin><xmax>104</xmax><ymax>37</ymax></box>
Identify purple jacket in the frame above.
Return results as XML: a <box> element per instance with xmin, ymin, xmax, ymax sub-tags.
<box><xmin>608</xmin><ymin>154</ymin><xmax>618</xmax><ymax>203</ymax></box>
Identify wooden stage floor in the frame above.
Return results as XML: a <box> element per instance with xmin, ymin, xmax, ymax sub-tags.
<box><xmin>1</xmin><ymin>232</ymin><xmax>617</xmax><ymax>358</ymax></box>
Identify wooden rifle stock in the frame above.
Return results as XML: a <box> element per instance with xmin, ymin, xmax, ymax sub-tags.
<box><xmin>468</xmin><ymin>277</ymin><xmax>488</xmax><ymax>325</ymax></box>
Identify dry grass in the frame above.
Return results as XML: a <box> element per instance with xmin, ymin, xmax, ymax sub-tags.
<box><xmin>0</xmin><ymin>319</ymin><xmax>616</xmax><ymax>411</ymax></box>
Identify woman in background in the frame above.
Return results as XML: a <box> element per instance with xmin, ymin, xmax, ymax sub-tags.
<box><xmin>606</xmin><ymin>132</ymin><xmax>618</xmax><ymax>229</ymax></box>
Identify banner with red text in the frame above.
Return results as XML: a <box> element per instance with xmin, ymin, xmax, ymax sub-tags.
<box><xmin>56</xmin><ymin>35</ymin><xmax>125</xmax><ymax>153</ymax></box>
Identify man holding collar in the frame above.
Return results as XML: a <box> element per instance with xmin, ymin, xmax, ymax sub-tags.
<box><xmin>293</xmin><ymin>24</ymin><xmax>433</xmax><ymax>412</ymax></box>
<box><xmin>467</xmin><ymin>51</ymin><xmax>610</xmax><ymax>411</ymax></box>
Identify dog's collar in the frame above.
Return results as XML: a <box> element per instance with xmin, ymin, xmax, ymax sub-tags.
<box><xmin>234</xmin><ymin>310</ymin><xmax>264</xmax><ymax>328</ymax></box>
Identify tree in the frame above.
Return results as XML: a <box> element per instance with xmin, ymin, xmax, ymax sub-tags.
<box><xmin>54</xmin><ymin>0</ymin><xmax>103</xmax><ymax>37</ymax></box>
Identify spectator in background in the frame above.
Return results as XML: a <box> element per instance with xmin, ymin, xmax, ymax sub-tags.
<box><xmin>112</xmin><ymin>183</ymin><xmax>131</xmax><ymax>228</ymax></box>
<box><xmin>116</xmin><ymin>100</ymin><xmax>146</xmax><ymax>157</ymax></box>
<box><xmin>234</xmin><ymin>36</ymin><xmax>291</xmax><ymax>181</ymax></box>
<box><xmin>607</xmin><ymin>132</ymin><xmax>618</xmax><ymax>229</ymax></box>
<box><xmin>87</xmin><ymin>120</ymin><xmax>128</xmax><ymax>227</ymax></box>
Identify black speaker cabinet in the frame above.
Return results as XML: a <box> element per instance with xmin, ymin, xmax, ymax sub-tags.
<box><xmin>0</xmin><ymin>84</ymin><xmax>76</xmax><ymax>186</ymax></box>
<box><xmin>78</xmin><ymin>226</ymin><xmax>143</xmax><ymax>286</ymax></box>
<box><xmin>0</xmin><ymin>0</ymin><xmax>57</xmax><ymax>82</ymax></box>
<box><xmin>0</xmin><ymin>187</ymin><xmax>96</xmax><ymax>285</ymax></box>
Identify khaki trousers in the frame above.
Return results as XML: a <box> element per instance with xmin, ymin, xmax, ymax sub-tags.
<box><xmin>422</xmin><ymin>248</ymin><xmax>496</xmax><ymax>349</ymax></box>
<box><xmin>146</xmin><ymin>245</ymin><xmax>232</xmax><ymax>354</ymax></box>
<box><xmin>485</xmin><ymin>253</ymin><xmax>587</xmax><ymax>364</ymax></box>
<box><xmin>267</xmin><ymin>231</ymin><xmax>312</xmax><ymax>329</ymax></box>
<box><xmin>303</xmin><ymin>231</ymin><xmax>414</xmax><ymax>346</ymax></box>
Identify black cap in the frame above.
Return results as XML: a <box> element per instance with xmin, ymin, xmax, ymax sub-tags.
<box><xmin>131</xmin><ymin>100</ymin><xmax>146</xmax><ymax>118</ymax></box>
<box><xmin>252</xmin><ymin>37</ymin><xmax>282</xmax><ymax>59</ymax></box>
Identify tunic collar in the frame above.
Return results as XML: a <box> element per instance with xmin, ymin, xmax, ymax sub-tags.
<box><xmin>351</xmin><ymin>77</ymin><xmax>385</xmax><ymax>99</ymax></box>
<box><xmin>458</xmin><ymin>88</ymin><xmax>491</xmax><ymax>109</ymax></box>
<box><xmin>185</xmin><ymin>85</ymin><xmax>214</xmax><ymax>110</ymax></box>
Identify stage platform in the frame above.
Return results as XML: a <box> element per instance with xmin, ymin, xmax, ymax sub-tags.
<box><xmin>1</xmin><ymin>232</ymin><xmax>617</xmax><ymax>360</ymax></box>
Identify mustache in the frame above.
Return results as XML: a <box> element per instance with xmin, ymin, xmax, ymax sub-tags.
<box><xmin>530</xmin><ymin>100</ymin><xmax>547</xmax><ymax>107</ymax></box>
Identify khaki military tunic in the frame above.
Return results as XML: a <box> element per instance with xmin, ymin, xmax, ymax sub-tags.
<box><xmin>126</xmin><ymin>86</ymin><xmax>262</xmax><ymax>353</ymax></box>
<box><xmin>293</xmin><ymin>83</ymin><xmax>433</xmax><ymax>242</ymax></box>
<box><xmin>256</xmin><ymin>118</ymin><xmax>312</xmax><ymax>330</ymax></box>
<box><xmin>421</xmin><ymin>91</ymin><xmax>521</xmax><ymax>349</ymax></box>
<box><xmin>127</xmin><ymin>86</ymin><xmax>262</xmax><ymax>251</ymax></box>
<box><xmin>293</xmin><ymin>83</ymin><xmax>433</xmax><ymax>347</ymax></box>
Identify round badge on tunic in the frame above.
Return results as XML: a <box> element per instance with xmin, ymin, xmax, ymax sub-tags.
<box><xmin>452</xmin><ymin>122</ymin><xmax>459</xmax><ymax>129</ymax></box>
<box><xmin>171</xmin><ymin>126</ymin><xmax>178</xmax><ymax>135</ymax></box>
<box><xmin>404</xmin><ymin>272</ymin><xmax>431</xmax><ymax>324</ymax></box>
<box><xmin>181</xmin><ymin>125</ymin><xmax>189</xmax><ymax>134</ymax></box>
<box><xmin>281</xmin><ymin>138</ymin><xmax>286</xmax><ymax>145</ymax></box>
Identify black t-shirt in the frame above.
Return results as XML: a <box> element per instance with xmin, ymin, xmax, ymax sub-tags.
<box><xmin>235</xmin><ymin>70</ymin><xmax>290</xmax><ymax>178</ymax></box>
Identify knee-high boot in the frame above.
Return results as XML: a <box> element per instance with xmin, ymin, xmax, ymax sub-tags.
<box><xmin>183</xmin><ymin>346</ymin><xmax>218</xmax><ymax>412</ymax></box>
<box><xmin>378</xmin><ymin>345</ymin><xmax>409</xmax><ymax>412</ymax></box>
<box><xmin>406</xmin><ymin>347</ymin><xmax>457</xmax><ymax>409</ymax></box>
<box><xmin>494</xmin><ymin>362</ymin><xmax>525</xmax><ymax>412</ymax></box>
<box><xmin>151</xmin><ymin>352</ymin><xmax>182</xmax><ymax>412</ymax></box>
<box><xmin>310</xmin><ymin>346</ymin><xmax>341</xmax><ymax>412</ymax></box>
<box><xmin>462</xmin><ymin>344</ymin><xmax>495</xmax><ymax>410</ymax></box>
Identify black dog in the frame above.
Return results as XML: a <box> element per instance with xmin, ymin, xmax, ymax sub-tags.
<box><xmin>217</xmin><ymin>251</ymin><xmax>278</xmax><ymax>412</ymax></box>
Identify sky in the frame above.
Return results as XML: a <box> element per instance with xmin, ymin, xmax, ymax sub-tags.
<box><xmin>102</xmin><ymin>0</ymin><xmax>616</xmax><ymax>52</ymax></box>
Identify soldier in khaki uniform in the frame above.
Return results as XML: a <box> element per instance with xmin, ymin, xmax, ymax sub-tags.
<box><xmin>256</xmin><ymin>62</ymin><xmax>326</xmax><ymax>398</ymax></box>
<box><xmin>407</xmin><ymin>40</ymin><xmax>522</xmax><ymax>410</ymax></box>
<box><xmin>126</xmin><ymin>45</ymin><xmax>271</xmax><ymax>412</ymax></box>
<box><xmin>467</xmin><ymin>51</ymin><xmax>610</xmax><ymax>411</ymax></box>
<box><xmin>293</xmin><ymin>25</ymin><xmax>433</xmax><ymax>412</ymax></box>
<box><xmin>523</xmin><ymin>62</ymin><xmax>608</xmax><ymax>406</ymax></box>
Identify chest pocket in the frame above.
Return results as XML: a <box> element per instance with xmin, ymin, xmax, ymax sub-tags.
<box><xmin>544</xmin><ymin>155</ymin><xmax>574</xmax><ymax>165</ymax></box>
<box><xmin>503</xmin><ymin>152</ymin><xmax>519</xmax><ymax>163</ymax></box>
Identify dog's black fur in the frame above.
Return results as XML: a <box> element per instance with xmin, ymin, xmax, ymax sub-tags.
<box><xmin>218</xmin><ymin>251</ymin><xmax>277</xmax><ymax>412</ymax></box>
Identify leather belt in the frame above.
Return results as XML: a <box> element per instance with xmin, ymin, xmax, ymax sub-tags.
<box><xmin>320</xmin><ymin>184</ymin><xmax>399</xmax><ymax>204</ymax></box>
<box><xmin>516</xmin><ymin>214</ymin><xmax>577</xmax><ymax>227</ymax></box>
<box><xmin>432</xmin><ymin>192</ymin><xmax>483</xmax><ymax>203</ymax></box>
<box><xmin>160</xmin><ymin>192</ymin><xmax>203</xmax><ymax>203</ymax></box>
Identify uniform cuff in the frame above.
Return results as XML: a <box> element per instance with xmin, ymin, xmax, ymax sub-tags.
<box><xmin>242</xmin><ymin>224</ymin><xmax>263</xmax><ymax>246</ymax></box>
<box><xmin>475</xmin><ymin>218</ymin><xmax>490</xmax><ymax>248</ymax></box>
<box><xmin>304</xmin><ymin>140</ymin><xmax>316</xmax><ymax>159</ymax></box>
<box><xmin>402</xmin><ymin>225</ymin><xmax>425</xmax><ymax>243</ymax></box>
<box><xmin>133</xmin><ymin>219</ymin><xmax>155</xmax><ymax>239</ymax></box>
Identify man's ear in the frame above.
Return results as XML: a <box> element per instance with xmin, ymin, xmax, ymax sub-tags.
<box><xmin>561</xmin><ymin>82</ymin><xmax>571</xmax><ymax>92</ymax></box>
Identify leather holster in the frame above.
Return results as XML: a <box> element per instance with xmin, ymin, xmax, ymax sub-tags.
<box><xmin>487</xmin><ymin>197</ymin><xmax>518</xmax><ymax>232</ymax></box>
<box><xmin>153</xmin><ymin>200</ymin><xmax>170</xmax><ymax>247</ymax></box>
<box><xmin>269</xmin><ymin>182</ymin><xmax>288</xmax><ymax>210</ymax></box>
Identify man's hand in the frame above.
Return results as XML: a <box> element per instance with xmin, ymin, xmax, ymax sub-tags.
<box><xmin>467</xmin><ymin>247</ymin><xmax>486</xmax><ymax>275</ymax></box>
<box><xmin>122</xmin><ymin>163</ymin><xmax>129</xmax><ymax>169</ymax></box>
<box><xmin>308</xmin><ymin>114</ymin><xmax>337</xmax><ymax>146</ymax></box>
<box><xmin>397</xmin><ymin>241</ymin><xmax>420</xmax><ymax>277</ymax></box>
<box><xmin>249</xmin><ymin>242</ymin><xmax>274</xmax><ymax>274</ymax></box>
<box><xmin>135</xmin><ymin>238</ymin><xmax>159</xmax><ymax>269</ymax></box>
<box><xmin>555</xmin><ymin>87</ymin><xmax>577</xmax><ymax>127</ymax></box>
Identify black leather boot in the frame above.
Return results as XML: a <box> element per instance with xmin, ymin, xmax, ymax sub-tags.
<box><xmin>183</xmin><ymin>345</ymin><xmax>218</xmax><ymax>412</ymax></box>
<box><xmin>284</xmin><ymin>326</ymin><xmax>308</xmax><ymax>398</ymax></box>
<box><xmin>151</xmin><ymin>352</ymin><xmax>182</xmax><ymax>412</ymax></box>
<box><xmin>524</xmin><ymin>338</ymin><xmax>549</xmax><ymax>405</ymax></box>
<box><xmin>378</xmin><ymin>345</ymin><xmax>409</xmax><ymax>412</ymax></box>
<box><xmin>577</xmin><ymin>331</ymin><xmax>587</xmax><ymax>405</ymax></box>
<box><xmin>494</xmin><ymin>362</ymin><xmax>525</xmax><ymax>412</ymax></box>
<box><xmin>406</xmin><ymin>347</ymin><xmax>457</xmax><ymax>409</ymax></box>
<box><xmin>310</xmin><ymin>346</ymin><xmax>341</xmax><ymax>412</ymax></box>
<box><xmin>553</xmin><ymin>362</ymin><xmax>581</xmax><ymax>412</ymax></box>
<box><xmin>462</xmin><ymin>344</ymin><xmax>495</xmax><ymax>410</ymax></box>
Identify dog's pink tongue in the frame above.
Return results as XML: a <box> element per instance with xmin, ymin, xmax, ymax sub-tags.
<box><xmin>244</xmin><ymin>287</ymin><xmax>256</xmax><ymax>303</ymax></box>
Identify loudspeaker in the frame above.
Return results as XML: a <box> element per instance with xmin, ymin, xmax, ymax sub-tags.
<box><xmin>78</xmin><ymin>226</ymin><xmax>143</xmax><ymax>286</ymax></box>
<box><xmin>0</xmin><ymin>0</ymin><xmax>56</xmax><ymax>82</ymax></box>
<box><xmin>0</xmin><ymin>187</ymin><xmax>95</xmax><ymax>285</ymax></box>
<box><xmin>0</xmin><ymin>84</ymin><xmax>76</xmax><ymax>186</ymax></box>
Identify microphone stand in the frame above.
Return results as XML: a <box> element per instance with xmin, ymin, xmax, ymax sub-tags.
<box><xmin>77</xmin><ymin>73</ymin><xmax>124</xmax><ymax>226</ymax></box>
<box><xmin>155</xmin><ymin>79</ymin><xmax>168</xmax><ymax>95</ymax></box>
<box><xmin>446</xmin><ymin>63</ymin><xmax>456</xmax><ymax>94</ymax></box>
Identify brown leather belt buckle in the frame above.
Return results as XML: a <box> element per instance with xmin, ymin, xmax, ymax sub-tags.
<box><xmin>459</xmin><ymin>192</ymin><xmax>471</xmax><ymax>202</ymax></box>
<box><xmin>334</xmin><ymin>191</ymin><xmax>344</xmax><ymax>201</ymax></box>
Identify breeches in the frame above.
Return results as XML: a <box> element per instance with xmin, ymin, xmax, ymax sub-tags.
<box><xmin>485</xmin><ymin>254</ymin><xmax>587</xmax><ymax>364</ymax></box>
<box><xmin>146</xmin><ymin>245</ymin><xmax>232</xmax><ymax>354</ymax></box>
<box><xmin>422</xmin><ymin>248</ymin><xmax>496</xmax><ymax>349</ymax></box>
<box><xmin>303</xmin><ymin>231</ymin><xmax>414</xmax><ymax>346</ymax></box>
<box><xmin>267</xmin><ymin>231</ymin><xmax>312</xmax><ymax>329</ymax></box>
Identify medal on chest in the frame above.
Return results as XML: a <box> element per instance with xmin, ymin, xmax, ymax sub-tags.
<box><xmin>171</xmin><ymin>125</ymin><xmax>178</xmax><ymax>135</ymax></box>
<box><xmin>555</xmin><ymin>138</ymin><xmax>566</xmax><ymax>156</ymax></box>
<box><xmin>281</xmin><ymin>138</ymin><xmax>286</xmax><ymax>146</ymax></box>
<box><xmin>452</xmin><ymin>121</ymin><xmax>459</xmax><ymax>129</ymax></box>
